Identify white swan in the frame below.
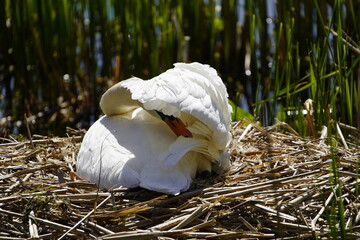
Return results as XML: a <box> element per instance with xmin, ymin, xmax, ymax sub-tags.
<box><xmin>76</xmin><ymin>62</ymin><xmax>232</xmax><ymax>195</ymax></box>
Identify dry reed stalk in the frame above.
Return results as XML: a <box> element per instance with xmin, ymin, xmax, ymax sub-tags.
<box><xmin>0</xmin><ymin>122</ymin><xmax>359</xmax><ymax>238</ymax></box>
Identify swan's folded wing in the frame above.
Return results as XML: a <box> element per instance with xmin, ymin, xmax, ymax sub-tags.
<box><xmin>139</xmin><ymin>156</ymin><xmax>197</xmax><ymax>195</ymax></box>
<box><xmin>159</xmin><ymin>137</ymin><xmax>207</xmax><ymax>167</ymax></box>
<box><xmin>76</xmin><ymin>116</ymin><xmax>142</xmax><ymax>189</ymax></box>
<box><xmin>121</xmin><ymin>62</ymin><xmax>232</xmax><ymax>150</ymax></box>
<box><xmin>77</xmin><ymin>112</ymin><xmax>197</xmax><ymax>195</ymax></box>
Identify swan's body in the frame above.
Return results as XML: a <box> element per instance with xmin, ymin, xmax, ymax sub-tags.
<box><xmin>77</xmin><ymin>62</ymin><xmax>232</xmax><ymax>195</ymax></box>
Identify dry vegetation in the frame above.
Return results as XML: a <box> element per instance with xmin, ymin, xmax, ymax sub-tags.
<box><xmin>1</xmin><ymin>122</ymin><xmax>359</xmax><ymax>239</ymax></box>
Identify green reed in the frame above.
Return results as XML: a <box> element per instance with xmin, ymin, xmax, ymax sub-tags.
<box><xmin>0</xmin><ymin>0</ymin><xmax>358</xmax><ymax>139</ymax></box>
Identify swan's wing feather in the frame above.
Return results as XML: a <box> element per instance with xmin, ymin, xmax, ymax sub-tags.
<box><xmin>77</xmin><ymin>111</ymin><xmax>198</xmax><ymax>195</ymax></box>
<box><xmin>159</xmin><ymin>137</ymin><xmax>207</xmax><ymax>167</ymax></box>
<box><xmin>139</xmin><ymin>158</ymin><xmax>196</xmax><ymax>195</ymax></box>
<box><xmin>121</xmin><ymin>62</ymin><xmax>232</xmax><ymax>149</ymax></box>
<box><xmin>76</xmin><ymin>116</ymin><xmax>142</xmax><ymax>189</ymax></box>
<box><xmin>99</xmin><ymin>78</ymin><xmax>143</xmax><ymax>116</ymax></box>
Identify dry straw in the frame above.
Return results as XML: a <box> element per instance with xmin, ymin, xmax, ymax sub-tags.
<box><xmin>0</xmin><ymin>122</ymin><xmax>359</xmax><ymax>239</ymax></box>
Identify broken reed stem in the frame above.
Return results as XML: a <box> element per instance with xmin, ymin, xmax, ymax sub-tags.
<box><xmin>325</xmin><ymin>26</ymin><xmax>360</xmax><ymax>56</ymax></box>
<box><xmin>311</xmin><ymin>188</ymin><xmax>335</xmax><ymax>233</ymax></box>
<box><xmin>24</xmin><ymin>113</ymin><xmax>35</xmax><ymax>149</ymax></box>
<box><xmin>58</xmin><ymin>195</ymin><xmax>112</xmax><ymax>239</ymax></box>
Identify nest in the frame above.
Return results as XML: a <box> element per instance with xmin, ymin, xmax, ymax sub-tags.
<box><xmin>1</xmin><ymin>122</ymin><xmax>359</xmax><ymax>239</ymax></box>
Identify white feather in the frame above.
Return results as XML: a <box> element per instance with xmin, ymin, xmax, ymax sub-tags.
<box><xmin>77</xmin><ymin>62</ymin><xmax>232</xmax><ymax>194</ymax></box>
<box><xmin>77</xmin><ymin>109</ymin><xmax>198</xmax><ymax>194</ymax></box>
<box><xmin>159</xmin><ymin>137</ymin><xmax>207</xmax><ymax>167</ymax></box>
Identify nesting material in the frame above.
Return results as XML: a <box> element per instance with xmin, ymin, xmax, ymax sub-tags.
<box><xmin>0</xmin><ymin>123</ymin><xmax>359</xmax><ymax>239</ymax></box>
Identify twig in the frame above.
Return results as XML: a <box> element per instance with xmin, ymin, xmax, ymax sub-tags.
<box><xmin>239</xmin><ymin>216</ymin><xmax>257</xmax><ymax>231</ymax></box>
<box><xmin>325</xmin><ymin>26</ymin><xmax>360</xmax><ymax>55</ymax></box>
<box><xmin>254</xmin><ymin>204</ymin><xmax>298</xmax><ymax>222</ymax></box>
<box><xmin>171</xmin><ymin>205</ymin><xmax>209</xmax><ymax>230</ymax></box>
<box><xmin>0</xmin><ymin>136</ymin><xmax>82</xmax><ymax>147</ymax></box>
<box><xmin>58</xmin><ymin>194</ymin><xmax>111</xmax><ymax>240</ymax></box>
<box><xmin>24</xmin><ymin>114</ymin><xmax>35</xmax><ymax>149</ymax></box>
<box><xmin>338</xmin><ymin>122</ymin><xmax>360</xmax><ymax>133</ymax></box>
<box><xmin>266</xmin><ymin>121</ymin><xmax>301</xmax><ymax>137</ymax></box>
<box><xmin>337</xmin><ymin>122</ymin><xmax>349</xmax><ymax>149</ymax></box>
<box><xmin>86</xmin><ymin>221</ymin><xmax>115</xmax><ymax>235</ymax></box>
<box><xmin>0</xmin><ymin>163</ymin><xmax>58</xmax><ymax>181</ymax></box>
<box><xmin>243</xmin><ymin>118</ymin><xmax>275</xmax><ymax>143</ymax></box>
<box><xmin>6</xmin><ymin>173</ymin><xmax>33</xmax><ymax>192</ymax></box>
<box><xmin>311</xmin><ymin>189</ymin><xmax>335</xmax><ymax>233</ymax></box>
<box><xmin>0</xmin><ymin>208</ymin><xmax>86</xmax><ymax>235</ymax></box>
<box><xmin>237</xmin><ymin>123</ymin><xmax>252</xmax><ymax>143</ymax></box>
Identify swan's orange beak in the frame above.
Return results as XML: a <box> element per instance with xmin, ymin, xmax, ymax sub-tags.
<box><xmin>163</xmin><ymin>117</ymin><xmax>193</xmax><ymax>138</ymax></box>
<box><xmin>156</xmin><ymin>111</ymin><xmax>193</xmax><ymax>138</ymax></box>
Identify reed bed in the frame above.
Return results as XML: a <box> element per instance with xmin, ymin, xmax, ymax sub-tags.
<box><xmin>1</xmin><ymin>1</ymin><xmax>359</xmax><ymax>136</ymax></box>
<box><xmin>1</xmin><ymin>122</ymin><xmax>359</xmax><ymax>239</ymax></box>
